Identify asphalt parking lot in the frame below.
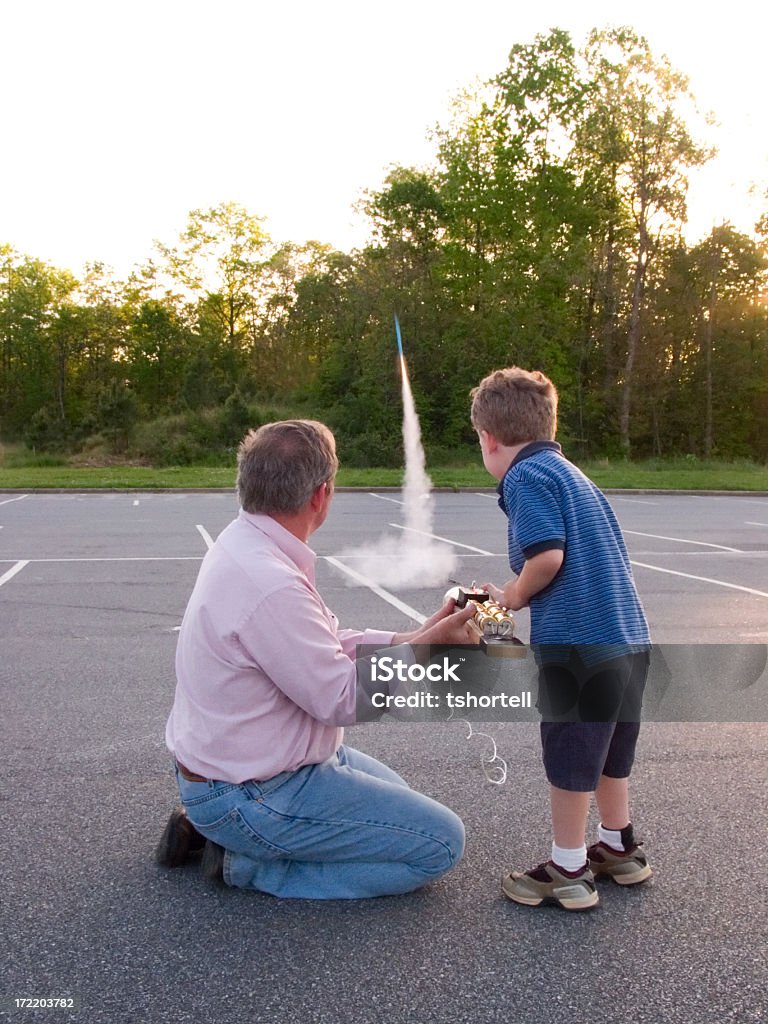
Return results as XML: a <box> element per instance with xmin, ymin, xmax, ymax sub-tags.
<box><xmin>1</xmin><ymin>490</ymin><xmax>767</xmax><ymax>1024</ymax></box>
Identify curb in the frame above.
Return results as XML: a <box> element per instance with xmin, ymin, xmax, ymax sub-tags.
<box><xmin>0</xmin><ymin>487</ymin><xmax>767</xmax><ymax>496</ymax></box>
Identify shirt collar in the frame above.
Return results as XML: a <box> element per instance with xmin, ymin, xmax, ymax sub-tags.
<box><xmin>496</xmin><ymin>441</ymin><xmax>563</xmax><ymax>514</ymax></box>
<box><xmin>238</xmin><ymin>509</ymin><xmax>317</xmax><ymax>581</ymax></box>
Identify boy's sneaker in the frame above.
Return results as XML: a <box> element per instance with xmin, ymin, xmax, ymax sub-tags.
<box><xmin>588</xmin><ymin>826</ymin><xmax>652</xmax><ymax>886</ymax></box>
<box><xmin>502</xmin><ymin>860</ymin><xmax>599</xmax><ymax>911</ymax></box>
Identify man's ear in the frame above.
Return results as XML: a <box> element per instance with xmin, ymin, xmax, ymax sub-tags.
<box><xmin>308</xmin><ymin>482</ymin><xmax>328</xmax><ymax>512</ymax></box>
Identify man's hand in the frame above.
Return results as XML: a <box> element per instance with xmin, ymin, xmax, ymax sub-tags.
<box><xmin>391</xmin><ymin>598</ymin><xmax>476</xmax><ymax>647</ymax></box>
<box><xmin>415</xmin><ymin>600</ymin><xmax>476</xmax><ymax>645</ymax></box>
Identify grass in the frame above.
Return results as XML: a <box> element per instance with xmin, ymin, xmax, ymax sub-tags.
<box><xmin>0</xmin><ymin>446</ymin><xmax>767</xmax><ymax>491</ymax></box>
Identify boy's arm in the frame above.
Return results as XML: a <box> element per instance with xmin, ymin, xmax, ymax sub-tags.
<box><xmin>484</xmin><ymin>548</ymin><xmax>564</xmax><ymax>611</ymax></box>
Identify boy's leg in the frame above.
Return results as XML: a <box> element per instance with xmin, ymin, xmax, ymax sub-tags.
<box><xmin>594</xmin><ymin>773</ymin><xmax>630</xmax><ymax>830</ymax></box>
<box><xmin>550</xmin><ymin>785</ymin><xmax>591</xmax><ymax>848</ymax></box>
<box><xmin>502</xmin><ymin>719</ymin><xmax>605</xmax><ymax>910</ymax></box>
<box><xmin>589</xmin><ymin>705</ymin><xmax>652</xmax><ymax>885</ymax></box>
<box><xmin>588</xmin><ymin>782</ymin><xmax>652</xmax><ymax>885</ymax></box>
<box><xmin>502</xmin><ymin>651</ymin><xmax>649</xmax><ymax>910</ymax></box>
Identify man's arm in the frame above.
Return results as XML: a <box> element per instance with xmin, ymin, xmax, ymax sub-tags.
<box><xmin>337</xmin><ymin>598</ymin><xmax>475</xmax><ymax>651</ymax></box>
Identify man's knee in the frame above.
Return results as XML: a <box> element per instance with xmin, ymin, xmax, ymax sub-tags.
<box><xmin>420</xmin><ymin>806</ymin><xmax>465</xmax><ymax>875</ymax></box>
<box><xmin>446</xmin><ymin>810</ymin><xmax>466</xmax><ymax>865</ymax></box>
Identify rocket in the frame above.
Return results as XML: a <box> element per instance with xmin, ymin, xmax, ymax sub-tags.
<box><xmin>394</xmin><ymin>313</ymin><xmax>404</xmax><ymax>358</ymax></box>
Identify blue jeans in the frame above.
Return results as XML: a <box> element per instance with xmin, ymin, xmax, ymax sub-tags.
<box><xmin>175</xmin><ymin>745</ymin><xmax>465</xmax><ymax>900</ymax></box>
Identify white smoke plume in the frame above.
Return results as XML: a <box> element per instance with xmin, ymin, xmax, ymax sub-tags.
<box><xmin>339</xmin><ymin>354</ymin><xmax>458</xmax><ymax>589</ymax></box>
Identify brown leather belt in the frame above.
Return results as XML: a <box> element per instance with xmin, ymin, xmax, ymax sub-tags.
<box><xmin>176</xmin><ymin>760</ymin><xmax>207</xmax><ymax>783</ymax></box>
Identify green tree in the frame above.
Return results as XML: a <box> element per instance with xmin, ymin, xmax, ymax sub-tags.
<box><xmin>156</xmin><ymin>202</ymin><xmax>270</xmax><ymax>389</ymax></box>
<box><xmin>124</xmin><ymin>299</ymin><xmax>194</xmax><ymax>415</ymax></box>
<box><xmin>0</xmin><ymin>246</ymin><xmax>77</xmax><ymax>436</ymax></box>
<box><xmin>577</xmin><ymin>28</ymin><xmax>710</xmax><ymax>453</ymax></box>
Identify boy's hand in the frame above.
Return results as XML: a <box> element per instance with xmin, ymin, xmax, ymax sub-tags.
<box><xmin>482</xmin><ymin>580</ymin><xmax>529</xmax><ymax>611</ymax></box>
<box><xmin>482</xmin><ymin>582</ymin><xmax>507</xmax><ymax>607</ymax></box>
<box><xmin>483</xmin><ymin>550</ymin><xmax>564</xmax><ymax>612</ymax></box>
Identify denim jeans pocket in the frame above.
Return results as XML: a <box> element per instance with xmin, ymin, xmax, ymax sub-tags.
<box><xmin>229</xmin><ymin>807</ymin><xmax>293</xmax><ymax>858</ymax></box>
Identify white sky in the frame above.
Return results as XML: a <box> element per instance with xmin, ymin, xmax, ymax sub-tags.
<box><xmin>2</xmin><ymin>0</ymin><xmax>767</xmax><ymax>277</ymax></box>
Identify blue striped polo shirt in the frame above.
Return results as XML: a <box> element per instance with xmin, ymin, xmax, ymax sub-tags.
<box><xmin>498</xmin><ymin>442</ymin><xmax>650</xmax><ymax>663</ymax></box>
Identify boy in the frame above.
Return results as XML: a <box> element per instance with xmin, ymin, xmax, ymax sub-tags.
<box><xmin>471</xmin><ymin>367</ymin><xmax>652</xmax><ymax>911</ymax></box>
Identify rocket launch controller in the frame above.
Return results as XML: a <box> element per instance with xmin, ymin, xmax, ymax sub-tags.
<box><xmin>444</xmin><ymin>584</ymin><xmax>526</xmax><ymax>658</ymax></box>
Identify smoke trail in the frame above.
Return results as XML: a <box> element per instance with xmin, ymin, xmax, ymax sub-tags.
<box><xmin>339</xmin><ymin>350</ymin><xmax>457</xmax><ymax>589</ymax></box>
<box><xmin>400</xmin><ymin>355</ymin><xmax>432</xmax><ymax>536</ymax></box>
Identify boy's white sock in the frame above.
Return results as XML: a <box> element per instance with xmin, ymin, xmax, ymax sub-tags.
<box><xmin>598</xmin><ymin>823</ymin><xmax>626</xmax><ymax>851</ymax></box>
<box><xmin>551</xmin><ymin>842</ymin><xmax>587</xmax><ymax>873</ymax></box>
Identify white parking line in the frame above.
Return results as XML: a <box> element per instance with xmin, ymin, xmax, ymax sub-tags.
<box><xmin>630</xmin><ymin>560</ymin><xmax>768</xmax><ymax>599</ymax></box>
<box><xmin>746</xmin><ymin>521</ymin><xmax>768</xmax><ymax>528</ymax></box>
<box><xmin>196</xmin><ymin>524</ymin><xmax>214</xmax><ymax>549</ymax></box>
<box><xmin>623</xmin><ymin>530</ymin><xmax>742</xmax><ymax>553</ymax></box>
<box><xmin>369</xmin><ymin>493</ymin><xmax>403</xmax><ymax>505</ymax></box>
<box><xmin>0</xmin><ymin>556</ymin><xmax>203</xmax><ymax>563</ymax></box>
<box><xmin>611</xmin><ymin>496</ymin><xmax>659</xmax><ymax>505</ymax></box>
<box><xmin>0</xmin><ymin>560</ymin><xmax>30</xmax><ymax>588</ymax></box>
<box><xmin>324</xmin><ymin>556</ymin><xmax>426</xmax><ymax>623</ymax></box>
<box><xmin>388</xmin><ymin>523</ymin><xmax>495</xmax><ymax>555</ymax></box>
<box><xmin>0</xmin><ymin>494</ymin><xmax>29</xmax><ymax>507</ymax></box>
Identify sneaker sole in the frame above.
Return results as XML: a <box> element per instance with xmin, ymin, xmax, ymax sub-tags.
<box><xmin>592</xmin><ymin>862</ymin><xmax>653</xmax><ymax>886</ymax></box>
<box><xmin>501</xmin><ymin>877</ymin><xmax>599</xmax><ymax>911</ymax></box>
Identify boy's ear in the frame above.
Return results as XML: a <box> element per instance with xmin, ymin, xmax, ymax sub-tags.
<box><xmin>481</xmin><ymin>430</ymin><xmax>499</xmax><ymax>453</ymax></box>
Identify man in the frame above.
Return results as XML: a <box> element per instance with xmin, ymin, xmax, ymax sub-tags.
<box><xmin>156</xmin><ymin>419</ymin><xmax>474</xmax><ymax>899</ymax></box>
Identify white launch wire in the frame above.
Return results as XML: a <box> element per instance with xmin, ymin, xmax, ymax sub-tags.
<box><xmin>446</xmin><ymin>707</ymin><xmax>509</xmax><ymax>786</ymax></box>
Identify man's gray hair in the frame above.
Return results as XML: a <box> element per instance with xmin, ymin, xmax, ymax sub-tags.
<box><xmin>237</xmin><ymin>420</ymin><xmax>339</xmax><ymax>515</ymax></box>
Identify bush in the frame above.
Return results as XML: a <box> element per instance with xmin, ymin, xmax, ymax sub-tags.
<box><xmin>95</xmin><ymin>382</ymin><xmax>139</xmax><ymax>452</ymax></box>
<box><xmin>128</xmin><ymin>398</ymin><xmax>305</xmax><ymax>466</ymax></box>
<box><xmin>24</xmin><ymin>407</ymin><xmax>73</xmax><ymax>453</ymax></box>
<box><xmin>132</xmin><ymin>413</ymin><xmax>208</xmax><ymax>465</ymax></box>
<box><xmin>220</xmin><ymin>387</ymin><xmax>253</xmax><ymax>443</ymax></box>
<box><xmin>337</xmin><ymin>431</ymin><xmax>401</xmax><ymax>468</ymax></box>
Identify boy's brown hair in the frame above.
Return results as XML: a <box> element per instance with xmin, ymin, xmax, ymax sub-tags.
<box><xmin>470</xmin><ymin>367</ymin><xmax>558</xmax><ymax>445</ymax></box>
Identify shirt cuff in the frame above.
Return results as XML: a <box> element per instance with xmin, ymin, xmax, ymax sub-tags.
<box><xmin>359</xmin><ymin>629</ymin><xmax>396</xmax><ymax>647</ymax></box>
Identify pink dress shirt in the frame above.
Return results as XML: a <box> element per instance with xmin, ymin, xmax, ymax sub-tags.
<box><xmin>165</xmin><ymin>510</ymin><xmax>394</xmax><ymax>783</ymax></box>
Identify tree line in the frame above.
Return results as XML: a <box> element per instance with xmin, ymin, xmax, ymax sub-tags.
<box><xmin>2</xmin><ymin>27</ymin><xmax>767</xmax><ymax>466</ymax></box>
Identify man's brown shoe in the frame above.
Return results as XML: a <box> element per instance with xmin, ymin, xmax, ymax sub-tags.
<box><xmin>155</xmin><ymin>808</ymin><xmax>206</xmax><ymax>868</ymax></box>
<box><xmin>201</xmin><ymin>839</ymin><xmax>226</xmax><ymax>884</ymax></box>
